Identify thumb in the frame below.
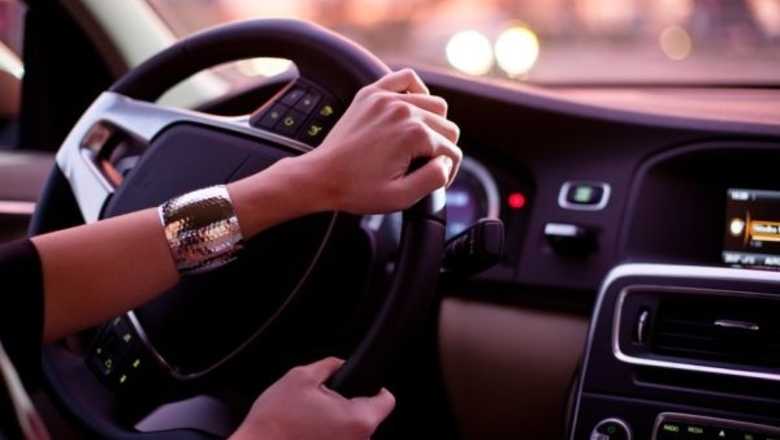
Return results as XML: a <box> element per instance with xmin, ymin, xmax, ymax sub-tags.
<box><xmin>299</xmin><ymin>357</ymin><xmax>345</xmax><ymax>384</ymax></box>
<box><xmin>350</xmin><ymin>388</ymin><xmax>397</xmax><ymax>429</ymax></box>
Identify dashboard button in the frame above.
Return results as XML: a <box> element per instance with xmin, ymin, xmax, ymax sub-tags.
<box><xmin>545</xmin><ymin>222</ymin><xmax>597</xmax><ymax>256</ymax></box>
<box><xmin>657</xmin><ymin>421</ymin><xmax>683</xmax><ymax>439</ymax></box>
<box><xmin>567</xmin><ymin>183</ymin><xmax>603</xmax><ymax>205</ymax></box>
<box><xmin>559</xmin><ymin>181</ymin><xmax>610</xmax><ymax>211</ymax></box>
<box><xmin>591</xmin><ymin>418</ymin><xmax>632</xmax><ymax>440</ymax></box>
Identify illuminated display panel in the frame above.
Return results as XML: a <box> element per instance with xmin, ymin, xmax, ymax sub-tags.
<box><xmin>723</xmin><ymin>188</ymin><xmax>780</xmax><ymax>269</ymax></box>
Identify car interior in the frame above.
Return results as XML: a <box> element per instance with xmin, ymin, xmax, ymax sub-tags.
<box><xmin>2</xmin><ymin>1</ymin><xmax>780</xmax><ymax>439</ymax></box>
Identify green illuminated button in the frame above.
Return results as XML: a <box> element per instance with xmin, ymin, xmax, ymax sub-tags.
<box><xmin>566</xmin><ymin>183</ymin><xmax>604</xmax><ymax>205</ymax></box>
<box><xmin>320</xmin><ymin>104</ymin><xmax>334</xmax><ymax>117</ymax></box>
<box><xmin>307</xmin><ymin>123</ymin><xmax>323</xmax><ymax>137</ymax></box>
<box><xmin>662</xmin><ymin>423</ymin><xmax>681</xmax><ymax>433</ymax></box>
<box><xmin>687</xmin><ymin>425</ymin><xmax>704</xmax><ymax>435</ymax></box>
<box><xmin>274</xmin><ymin>109</ymin><xmax>306</xmax><ymax>135</ymax></box>
<box><xmin>297</xmin><ymin>119</ymin><xmax>330</xmax><ymax>145</ymax></box>
<box><xmin>575</xmin><ymin>186</ymin><xmax>594</xmax><ymax>202</ymax></box>
<box><xmin>316</xmin><ymin>101</ymin><xmax>339</xmax><ymax>119</ymax></box>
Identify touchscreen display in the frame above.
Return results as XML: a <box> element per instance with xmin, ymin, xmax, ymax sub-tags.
<box><xmin>723</xmin><ymin>188</ymin><xmax>780</xmax><ymax>269</ymax></box>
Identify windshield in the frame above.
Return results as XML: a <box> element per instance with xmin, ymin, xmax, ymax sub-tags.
<box><xmin>147</xmin><ymin>0</ymin><xmax>780</xmax><ymax>86</ymax></box>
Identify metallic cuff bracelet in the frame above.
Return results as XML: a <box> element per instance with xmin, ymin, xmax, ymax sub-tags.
<box><xmin>159</xmin><ymin>185</ymin><xmax>244</xmax><ymax>275</ymax></box>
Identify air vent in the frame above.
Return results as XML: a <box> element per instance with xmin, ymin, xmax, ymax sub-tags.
<box><xmin>650</xmin><ymin>295</ymin><xmax>780</xmax><ymax>368</ymax></box>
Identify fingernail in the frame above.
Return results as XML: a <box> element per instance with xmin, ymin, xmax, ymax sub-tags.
<box><xmin>440</xmin><ymin>155</ymin><xmax>453</xmax><ymax>176</ymax></box>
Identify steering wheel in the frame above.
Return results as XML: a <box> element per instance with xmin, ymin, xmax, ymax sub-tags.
<box><xmin>29</xmin><ymin>19</ymin><xmax>446</xmax><ymax>439</ymax></box>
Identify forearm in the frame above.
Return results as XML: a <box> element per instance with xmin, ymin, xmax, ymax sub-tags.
<box><xmin>33</xmin><ymin>157</ymin><xmax>324</xmax><ymax>343</ymax></box>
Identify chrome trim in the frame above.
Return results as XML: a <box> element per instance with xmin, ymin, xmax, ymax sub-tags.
<box><xmin>569</xmin><ymin>263</ymin><xmax>780</xmax><ymax>440</ymax></box>
<box><xmin>592</xmin><ymin>418</ymin><xmax>632</xmax><ymax>440</ymax></box>
<box><xmin>0</xmin><ymin>200</ymin><xmax>35</xmax><ymax>216</ymax></box>
<box><xmin>558</xmin><ymin>180</ymin><xmax>610</xmax><ymax>211</ymax></box>
<box><xmin>126</xmin><ymin>213</ymin><xmax>338</xmax><ymax>381</ymax></box>
<box><xmin>714</xmin><ymin>319</ymin><xmax>760</xmax><ymax>331</ymax></box>
<box><xmin>636</xmin><ymin>309</ymin><xmax>649</xmax><ymax>344</ymax></box>
<box><xmin>612</xmin><ymin>283</ymin><xmax>780</xmax><ymax>382</ymax></box>
<box><xmin>56</xmin><ymin>91</ymin><xmax>313</xmax><ymax>223</ymax></box>
<box><xmin>652</xmin><ymin>412</ymin><xmax>780</xmax><ymax>440</ymax></box>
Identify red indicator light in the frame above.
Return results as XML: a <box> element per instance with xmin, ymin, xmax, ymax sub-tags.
<box><xmin>507</xmin><ymin>192</ymin><xmax>526</xmax><ymax>209</ymax></box>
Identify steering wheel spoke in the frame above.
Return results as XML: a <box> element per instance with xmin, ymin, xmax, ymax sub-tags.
<box><xmin>56</xmin><ymin>91</ymin><xmax>312</xmax><ymax>223</ymax></box>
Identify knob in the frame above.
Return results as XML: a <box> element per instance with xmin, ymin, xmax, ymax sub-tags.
<box><xmin>590</xmin><ymin>418</ymin><xmax>632</xmax><ymax>440</ymax></box>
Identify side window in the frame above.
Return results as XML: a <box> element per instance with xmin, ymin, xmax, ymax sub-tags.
<box><xmin>0</xmin><ymin>0</ymin><xmax>25</xmax><ymax>148</ymax></box>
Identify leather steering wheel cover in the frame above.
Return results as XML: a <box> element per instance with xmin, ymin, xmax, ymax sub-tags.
<box><xmin>110</xmin><ymin>19</ymin><xmax>389</xmax><ymax>103</ymax></box>
<box><xmin>31</xmin><ymin>18</ymin><xmax>446</xmax><ymax>438</ymax></box>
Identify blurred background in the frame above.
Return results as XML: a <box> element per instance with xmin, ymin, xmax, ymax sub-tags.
<box><xmin>143</xmin><ymin>0</ymin><xmax>780</xmax><ymax>85</ymax></box>
<box><xmin>1</xmin><ymin>0</ymin><xmax>779</xmax><ymax>92</ymax></box>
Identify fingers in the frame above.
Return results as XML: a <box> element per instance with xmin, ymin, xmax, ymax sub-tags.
<box><xmin>391</xmin><ymin>155</ymin><xmax>454</xmax><ymax>205</ymax></box>
<box><xmin>416</xmin><ymin>109</ymin><xmax>460</xmax><ymax>144</ymax></box>
<box><xmin>294</xmin><ymin>357</ymin><xmax>345</xmax><ymax>384</ymax></box>
<box><xmin>390</xmin><ymin>93</ymin><xmax>448</xmax><ymax>117</ymax></box>
<box><xmin>374</xmin><ymin>68</ymin><xmax>429</xmax><ymax>94</ymax></box>
<box><xmin>350</xmin><ymin>388</ymin><xmax>396</xmax><ymax>432</ymax></box>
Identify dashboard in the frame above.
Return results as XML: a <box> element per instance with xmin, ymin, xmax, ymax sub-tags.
<box><xmin>412</xmin><ymin>71</ymin><xmax>780</xmax><ymax>440</ymax></box>
<box><xmin>54</xmin><ymin>66</ymin><xmax>780</xmax><ymax>439</ymax></box>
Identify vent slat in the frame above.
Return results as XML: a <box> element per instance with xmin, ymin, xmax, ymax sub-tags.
<box><xmin>650</xmin><ymin>296</ymin><xmax>780</xmax><ymax>369</ymax></box>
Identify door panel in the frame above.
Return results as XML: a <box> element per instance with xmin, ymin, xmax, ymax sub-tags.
<box><xmin>0</xmin><ymin>151</ymin><xmax>54</xmax><ymax>242</ymax></box>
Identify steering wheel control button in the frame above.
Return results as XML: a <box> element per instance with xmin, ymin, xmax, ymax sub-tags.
<box><xmin>317</xmin><ymin>100</ymin><xmax>338</xmax><ymax>119</ymax></box>
<box><xmin>275</xmin><ymin>109</ymin><xmax>307</xmax><ymax>135</ymax></box>
<box><xmin>297</xmin><ymin>119</ymin><xmax>328</xmax><ymax>145</ymax></box>
<box><xmin>255</xmin><ymin>103</ymin><xmax>288</xmax><ymax>129</ymax></box>
<box><xmin>591</xmin><ymin>418</ymin><xmax>632</xmax><ymax>440</ymax></box>
<box><xmin>86</xmin><ymin>314</ymin><xmax>163</xmax><ymax>392</ymax></box>
<box><xmin>559</xmin><ymin>181</ymin><xmax>611</xmax><ymax>211</ymax></box>
<box><xmin>280</xmin><ymin>87</ymin><xmax>306</xmax><ymax>106</ymax></box>
<box><xmin>294</xmin><ymin>90</ymin><xmax>321</xmax><ymax>113</ymax></box>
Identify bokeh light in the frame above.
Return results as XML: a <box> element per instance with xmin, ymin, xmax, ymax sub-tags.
<box><xmin>446</xmin><ymin>30</ymin><xmax>494</xmax><ymax>76</ymax></box>
<box><xmin>494</xmin><ymin>26</ymin><xmax>540</xmax><ymax>77</ymax></box>
<box><xmin>659</xmin><ymin>25</ymin><xmax>692</xmax><ymax>61</ymax></box>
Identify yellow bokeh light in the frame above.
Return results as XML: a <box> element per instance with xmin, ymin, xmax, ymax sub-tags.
<box><xmin>495</xmin><ymin>26</ymin><xmax>540</xmax><ymax>77</ymax></box>
<box><xmin>659</xmin><ymin>25</ymin><xmax>692</xmax><ymax>61</ymax></box>
<box><xmin>446</xmin><ymin>30</ymin><xmax>494</xmax><ymax>76</ymax></box>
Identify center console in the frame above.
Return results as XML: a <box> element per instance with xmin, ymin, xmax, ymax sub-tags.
<box><xmin>569</xmin><ymin>141</ymin><xmax>780</xmax><ymax>439</ymax></box>
<box><xmin>569</xmin><ymin>264</ymin><xmax>780</xmax><ymax>439</ymax></box>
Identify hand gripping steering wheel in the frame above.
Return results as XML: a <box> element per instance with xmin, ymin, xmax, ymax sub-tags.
<box><xmin>29</xmin><ymin>19</ymin><xmax>445</xmax><ymax>439</ymax></box>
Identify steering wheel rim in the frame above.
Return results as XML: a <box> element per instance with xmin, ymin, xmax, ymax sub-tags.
<box><xmin>29</xmin><ymin>19</ymin><xmax>446</xmax><ymax>439</ymax></box>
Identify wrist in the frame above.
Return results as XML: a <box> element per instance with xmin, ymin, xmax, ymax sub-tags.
<box><xmin>227</xmin><ymin>155</ymin><xmax>333</xmax><ymax>239</ymax></box>
<box><xmin>230</xmin><ymin>416</ymin><xmax>286</xmax><ymax>440</ymax></box>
